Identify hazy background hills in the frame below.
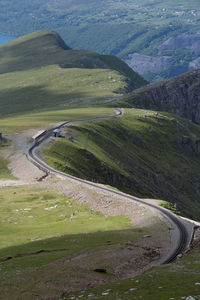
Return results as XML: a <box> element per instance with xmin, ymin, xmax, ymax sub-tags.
<box><xmin>1</xmin><ymin>0</ymin><xmax>200</xmax><ymax>82</ymax></box>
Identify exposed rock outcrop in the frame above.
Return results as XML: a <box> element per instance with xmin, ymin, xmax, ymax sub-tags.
<box><xmin>189</xmin><ymin>57</ymin><xmax>200</xmax><ymax>70</ymax></box>
<box><xmin>156</xmin><ymin>34</ymin><xmax>200</xmax><ymax>55</ymax></box>
<box><xmin>124</xmin><ymin>53</ymin><xmax>172</xmax><ymax>75</ymax></box>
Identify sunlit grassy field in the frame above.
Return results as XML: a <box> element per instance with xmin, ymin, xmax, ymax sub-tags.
<box><xmin>0</xmin><ymin>107</ymin><xmax>114</xmax><ymax>134</ymax></box>
<box><xmin>0</xmin><ymin>185</ymin><xmax>144</xmax><ymax>299</ymax></box>
<box><xmin>0</xmin><ymin>65</ymin><xmax>126</xmax><ymax>117</ymax></box>
<box><xmin>0</xmin><ymin>186</ymin><xmax>133</xmax><ymax>251</ymax></box>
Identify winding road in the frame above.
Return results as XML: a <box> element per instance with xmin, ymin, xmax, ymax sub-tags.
<box><xmin>28</xmin><ymin>109</ymin><xmax>191</xmax><ymax>265</ymax></box>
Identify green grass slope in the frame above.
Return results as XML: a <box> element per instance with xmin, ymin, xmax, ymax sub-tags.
<box><xmin>0</xmin><ymin>186</ymin><xmax>133</xmax><ymax>250</ymax></box>
<box><xmin>0</xmin><ymin>185</ymin><xmax>146</xmax><ymax>299</ymax></box>
<box><xmin>62</xmin><ymin>245</ymin><xmax>200</xmax><ymax>300</ymax></box>
<box><xmin>0</xmin><ymin>30</ymin><xmax>147</xmax><ymax>89</ymax></box>
<box><xmin>0</xmin><ymin>66</ymin><xmax>127</xmax><ymax>117</ymax></box>
<box><xmin>0</xmin><ymin>107</ymin><xmax>113</xmax><ymax>134</ymax></box>
<box><xmin>0</xmin><ymin>107</ymin><xmax>113</xmax><ymax>180</ymax></box>
<box><xmin>0</xmin><ymin>30</ymin><xmax>146</xmax><ymax>117</ymax></box>
<box><xmin>44</xmin><ymin>108</ymin><xmax>200</xmax><ymax>220</ymax></box>
<box><xmin>0</xmin><ymin>139</ymin><xmax>14</xmax><ymax>179</ymax></box>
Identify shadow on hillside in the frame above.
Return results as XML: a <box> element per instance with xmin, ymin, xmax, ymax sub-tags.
<box><xmin>0</xmin><ymin>228</ymin><xmax>144</xmax><ymax>260</ymax></box>
<box><xmin>0</xmin><ymin>225</ymin><xmax>163</xmax><ymax>299</ymax></box>
<box><xmin>0</xmin><ymin>85</ymin><xmax>102</xmax><ymax>118</ymax></box>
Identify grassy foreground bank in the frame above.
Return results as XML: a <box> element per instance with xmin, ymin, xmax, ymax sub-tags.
<box><xmin>61</xmin><ymin>246</ymin><xmax>200</xmax><ymax>300</ymax></box>
<box><xmin>0</xmin><ymin>185</ymin><xmax>146</xmax><ymax>299</ymax></box>
<box><xmin>0</xmin><ymin>107</ymin><xmax>113</xmax><ymax>134</ymax></box>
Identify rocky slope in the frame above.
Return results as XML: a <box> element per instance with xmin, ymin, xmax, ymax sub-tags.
<box><xmin>156</xmin><ymin>34</ymin><xmax>200</xmax><ymax>55</ymax></box>
<box><xmin>125</xmin><ymin>53</ymin><xmax>172</xmax><ymax>79</ymax></box>
<box><xmin>125</xmin><ymin>53</ymin><xmax>171</xmax><ymax>75</ymax></box>
<box><xmin>124</xmin><ymin>34</ymin><xmax>200</xmax><ymax>82</ymax></box>
<box><xmin>189</xmin><ymin>57</ymin><xmax>200</xmax><ymax>70</ymax></box>
<box><xmin>115</xmin><ymin>69</ymin><xmax>200</xmax><ymax>123</ymax></box>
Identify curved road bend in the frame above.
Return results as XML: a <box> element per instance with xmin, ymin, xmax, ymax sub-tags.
<box><xmin>28</xmin><ymin>109</ymin><xmax>190</xmax><ymax>265</ymax></box>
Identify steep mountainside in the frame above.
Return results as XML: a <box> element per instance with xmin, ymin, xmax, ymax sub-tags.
<box><xmin>114</xmin><ymin>69</ymin><xmax>200</xmax><ymax>123</ymax></box>
<box><xmin>0</xmin><ymin>30</ymin><xmax>147</xmax><ymax>90</ymax></box>
<box><xmin>44</xmin><ymin>109</ymin><xmax>200</xmax><ymax>220</ymax></box>
<box><xmin>125</xmin><ymin>54</ymin><xmax>172</xmax><ymax>77</ymax></box>
<box><xmin>125</xmin><ymin>33</ymin><xmax>200</xmax><ymax>82</ymax></box>
<box><xmin>157</xmin><ymin>34</ymin><xmax>200</xmax><ymax>55</ymax></box>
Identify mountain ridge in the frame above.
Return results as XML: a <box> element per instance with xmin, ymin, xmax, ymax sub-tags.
<box><xmin>0</xmin><ymin>30</ymin><xmax>147</xmax><ymax>90</ymax></box>
<box><xmin>0</xmin><ymin>30</ymin><xmax>71</xmax><ymax>50</ymax></box>
<box><xmin>1</xmin><ymin>0</ymin><xmax>200</xmax><ymax>82</ymax></box>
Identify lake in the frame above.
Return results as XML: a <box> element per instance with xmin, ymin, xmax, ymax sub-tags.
<box><xmin>0</xmin><ymin>34</ymin><xmax>16</xmax><ymax>45</ymax></box>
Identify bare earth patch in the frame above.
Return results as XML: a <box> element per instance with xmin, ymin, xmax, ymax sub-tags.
<box><xmin>0</xmin><ymin>130</ymin><xmax>46</xmax><ymax>183</ymax></box>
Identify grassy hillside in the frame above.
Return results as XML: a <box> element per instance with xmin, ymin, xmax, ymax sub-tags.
<box><xmin>0</xmin><ymin>107</ymin><xmax>113</xmax><ymax>134</ymax></box>
<box><xmin>0</xmin><ymin>30</ymin><xmax>146</xmax><ymax>118</ymax></box>
<box><xmin>0</xmin><ymin>156</ymin><xmax>12</xmax><ymax>179</ymax></box>
<box><xmin>0</xmin><ymin>66</ymin><xmax>127</xmax><ymax>117</ymax></box>
<box><xmin>0</xmin><ymin>107</ymin><xmax>113</xmax><ymax>181</ymax></box>
<box><xmin>0</xmin><ymin>139</ymin><xmax>14</xmax><ymax>179</ymax></box>
<box><xmin>0</xmin><ymin>30</ymin><xmax>147</xmax><ymax>88</ymax></box>
<box><xmin>0</xmin><ymin>186</ymin><xmax>134</xmax><ymax>250</ymax></box>
<box><xmin>0</xmin><ymin>30</ymin><xmax>70</xmax><ymax>74</ymax></box>
<box><xmin>62</xmin><ymin>245</ymin><xmax>200</xmax><ymax>300</ymax></box>
<box><xmin>0</xmin><ymin>185</ymin><xmax>148</xmax><ymax>299</ymax></box>
<box><xmin>111</xmin><ymin>68</ymin><xmax>200</xmax><ymax>124</ymax></box>
<box><xmin>44</xmin><ymin>108</ymin><xmax>200</xmax><ymax>220</ymax></box>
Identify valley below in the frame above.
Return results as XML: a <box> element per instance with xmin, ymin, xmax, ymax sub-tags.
<box><xmin>0</xmin><ymin>29</ymin><xmax>200</xmax><ymax>299</ymax></box>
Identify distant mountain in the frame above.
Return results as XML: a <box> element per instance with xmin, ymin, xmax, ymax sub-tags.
<box><xmin>0</xmin><ymin>30</ymin><xmax>147</xmax><ymax>90</ymax></box>
<box><xmin>156</xmin><ymin>34</ymin><xmax>200</xmax><ymax>55</ymax></box>
<box><xmin>0</xmin><ymin>30</ymin><xmax>147</xmax><ymax>117</ymax></box>
<box><xmin>1</xmin><ymin>0</ymin><xmax>200</xmax><ymax>82</ymax></box>
<box><xmin>125</xmin><ymin>53</ymin><xmax>172</xmax><ymax>79</ymax></box>
<box><xmin>114</xmin><ymin>68</ymin><xmax>200</xmax><ymax>123</ymax></box>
